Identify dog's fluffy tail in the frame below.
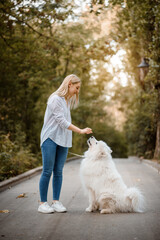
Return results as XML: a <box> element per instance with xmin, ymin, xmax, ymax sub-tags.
<box><xmin>126</xmin><ymin>187</ymin><xmax>145</xmax><ymax>212</ymax></box>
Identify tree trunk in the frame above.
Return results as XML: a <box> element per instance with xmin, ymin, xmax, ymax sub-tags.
<box><xmin>153</xmin><ymin>121</ymin><xmax>160</xmax><ymax>160</ymax></box>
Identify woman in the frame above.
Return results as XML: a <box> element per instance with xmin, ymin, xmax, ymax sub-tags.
<box><xmin>38</xmin><ymin>74</ymin><xmax>92</xmax><ymax>213</ymax></box>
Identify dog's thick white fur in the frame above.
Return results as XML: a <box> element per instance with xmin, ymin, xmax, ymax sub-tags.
<box><xmin>80</xmin><ymin>137</ymin><xmax>144</xmax><ymax>214</ymax></box>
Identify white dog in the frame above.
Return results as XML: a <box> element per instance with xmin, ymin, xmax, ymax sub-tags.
<box><xmin>80</xmin><ymin>136</ymin><xmax>144</xmax><ymax>214</ymax></box>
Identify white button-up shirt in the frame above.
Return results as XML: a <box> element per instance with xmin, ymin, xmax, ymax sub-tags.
<box><xmin>40</xmin><ymin>95</ymin><xmax>72</xmax><ymax>148</ymax></box>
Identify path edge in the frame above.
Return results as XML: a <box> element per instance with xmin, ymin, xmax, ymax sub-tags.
<box><xmin>0</xmin><ymin>157</ymin><xmax>79</xmax><ymax>193</ymax></box>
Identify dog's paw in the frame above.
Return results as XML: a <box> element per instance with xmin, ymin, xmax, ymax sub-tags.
<box><xmin>135</xmin><ymin>209</ymin><xmax>144</xmax><ymax>213</ymax></box>
<box><xmin>100</xmin><ymin>209</ymin><xmax>113</xmax><ymax>214</ymax></box>
<box><xmin>85</xmin><ymin>207</ymin><xmax>92</xmax><ymax>212</ymax></box>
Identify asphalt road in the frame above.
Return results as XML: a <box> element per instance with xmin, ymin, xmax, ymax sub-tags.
<box><xmin>0</xmin><ymin>158</ymin><xmax>160</xmax><ymax>240</ymax></box>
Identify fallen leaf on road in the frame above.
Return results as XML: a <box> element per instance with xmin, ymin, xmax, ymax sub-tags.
<box><xmin>0</xmin><ymin>210</ymin><xmax>10</xmax><ymax>213</ymax></box>
<box><xmin>16</xmin><ymin>193</ymin><xmax>27</xmax><ymax>198</ymax></box>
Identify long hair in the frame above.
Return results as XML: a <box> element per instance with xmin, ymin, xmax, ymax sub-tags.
<box><xmin>47</xmin><ymin>74</ymin><xmax>81</xmax><ymax>109</ymax></box>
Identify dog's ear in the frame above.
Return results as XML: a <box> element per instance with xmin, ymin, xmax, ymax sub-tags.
<box><xmin>106</xmin><ymin>146</ymin><xmax>112</xmax><ymax>154</ymax></box>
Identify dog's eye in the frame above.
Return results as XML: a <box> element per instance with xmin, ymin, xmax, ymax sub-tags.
<box><xmin>96</xmin><ymin>142</ymin><xmax>98</xmax><ymax>144</ymax></box>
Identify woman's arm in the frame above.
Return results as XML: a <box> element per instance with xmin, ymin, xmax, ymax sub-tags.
<box><xmin>48</xmin><ymin>96</ymin><xmax>92</xmax><ymax>134</ymax></box>
<box><xmin>68</xmin><ymin>124</ymin><xmax>92</xmax><ymax>134</ymax></box>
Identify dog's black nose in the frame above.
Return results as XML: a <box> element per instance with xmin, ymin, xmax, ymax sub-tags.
<box><xmin>91</xmin><ymin>136</ymin><xmax>94</xmax><ymax>138</ymax></box>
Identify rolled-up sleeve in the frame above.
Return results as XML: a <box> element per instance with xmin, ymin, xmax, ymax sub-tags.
<box><xmin>48</xmin><ymin>97</ymin><xmax>71</xmax><ymax>129</ymax></box>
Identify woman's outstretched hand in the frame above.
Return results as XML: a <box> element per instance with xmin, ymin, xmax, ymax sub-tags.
<box><xmin>68</xmin><ymin>124</ymin><xmax>92</xmax><ymax>134</ymax></box>
<box><xmin>80</xmin><ymin>128</ymin><xmax>92</xmax><ymax>134</ymax></box>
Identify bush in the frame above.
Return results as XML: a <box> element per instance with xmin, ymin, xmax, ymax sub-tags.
<box><xmin>0</xmin><ymin>133</ymin><xmax>39</xmax><ymax>181</ymax></box>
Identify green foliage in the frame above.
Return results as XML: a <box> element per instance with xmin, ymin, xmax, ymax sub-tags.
<box><xmin>0</xmin><ymin>0</ymin><xmax>132</xmax><ymax>181</ymax></box>
<box><xmin>0</xmin><ymin>133</ymin><xmax>39</xmax><ymax>181</ymax></box>
<box><xmin>124</xmin><ymin>89</ymin><xmax>157</xmax><ymax>158</ymax></box>
<box><xmin>107</xmin><ymin>0</ymin><xmax>160</xmax><ymax>159</ymax></box>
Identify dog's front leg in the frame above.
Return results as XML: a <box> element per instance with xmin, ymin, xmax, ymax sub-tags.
<box><xmin>86</xmin><ymin>189</ymin><xmax>96</xmax><ymax>212</ymax></box>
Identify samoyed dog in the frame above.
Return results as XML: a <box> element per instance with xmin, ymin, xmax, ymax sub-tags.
<box><xmin>80</xmin><ymin>136</ymin><xmax>144</xmax><ymax>214</ymax></box>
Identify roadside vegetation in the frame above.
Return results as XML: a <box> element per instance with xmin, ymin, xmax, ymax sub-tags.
<box><xmin>0</xmin><ymin>0</ymin><xmax>159</xmax><ymax>181</ymax></box>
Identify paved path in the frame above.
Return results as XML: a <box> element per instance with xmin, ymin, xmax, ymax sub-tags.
<box><xmin>0</xmin><ymin>158</ymin><xmax>160</xmax><ymax>240</ymax></box>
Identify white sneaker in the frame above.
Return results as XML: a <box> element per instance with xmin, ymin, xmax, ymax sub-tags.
<box><xmin>51</xmin><ymin>201</ymin><xmax>67</xmax><ymax>213</ymax></box>
<box><xmin>38</xmin><ymin>202</ymin><xmax>54</xmax><ymax>214</ymax></box>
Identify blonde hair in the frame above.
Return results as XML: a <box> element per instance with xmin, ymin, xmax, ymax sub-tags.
<box><xmin>48</xmin><ymin>74</ymin><xmax>81</xmax><ymax>109</ymax></box>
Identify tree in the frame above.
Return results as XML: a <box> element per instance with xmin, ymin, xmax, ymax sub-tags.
<box><xmin>0</xmin><ymin>0</ymin><xmax>74</xmax><ymax>152</ymax></box>
<box><xmin>0</xmin><ymin>0</ymin><xmax>129</xmax><ymax>180</ymax></box>
<box><xmin>106</xmin><ymin>0</ymin><xmax>160</xmax><ymax>159</ymax></box>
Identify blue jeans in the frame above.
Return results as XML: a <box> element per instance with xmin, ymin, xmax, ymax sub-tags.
<box><xmin>39</xmin><ymin>138</ymin><xmax>68</xmax><ymax>202</ymax></box>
